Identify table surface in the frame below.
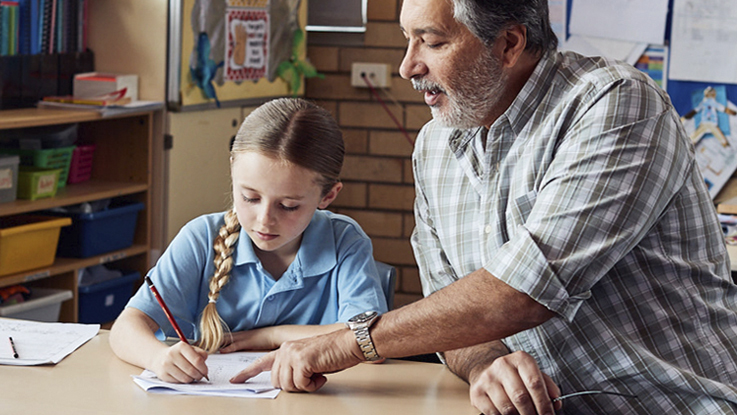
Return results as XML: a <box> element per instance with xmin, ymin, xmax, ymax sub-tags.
<box><xmin>0</xmin><ymin>331</ymin><xmax>478</xmax><ymax>415</ymax></box>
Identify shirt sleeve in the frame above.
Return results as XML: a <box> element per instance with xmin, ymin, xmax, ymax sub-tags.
<box><xmin>410</xmin><ymin>124</ymin><xmax>462</xmax><ymax>297</ymax></box>
<box><xmin>126</xmin><ymin>216</ymin><xmax>212</xmax><ymax>338</ymax></box>
<box><xmin>333</xmin><ymin>222</ymin><xmax>389</xmax><ymax>321</ymax></box>
<box><xmin>485</xmin><ymin>78</ymin><xmax>694</xmax><ymax>322</ymax></box>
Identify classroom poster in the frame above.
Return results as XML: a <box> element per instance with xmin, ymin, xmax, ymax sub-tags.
<box><xmin>225</xmin><ymin>8</ymin><xmax>270</xmax><ymax>82</ymax></box>
<box><xmin>172</xmin><ymin>0</ymin><xmax>306</xmax><ymax>110</ymax></box>
<box><xmin>681</xmin><ymin>85</ymin><xmax>737</xmax><ymax>198</ymax></box>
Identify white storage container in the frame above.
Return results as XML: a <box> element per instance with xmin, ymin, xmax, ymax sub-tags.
<box><xmin>0</xmin><ymin>288</ymin><xmax>73</xmax><ymax>322</ymax></box>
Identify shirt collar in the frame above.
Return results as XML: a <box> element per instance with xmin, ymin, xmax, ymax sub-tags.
<box><xmin>495</xmin><ymin>50</ymin><xmax>560</xmax><ymax>137</ymax></box>
<box><xmin>232</xmin><ymin>210</ymin><xmax>337</xmax><ymax>277</ymax></box>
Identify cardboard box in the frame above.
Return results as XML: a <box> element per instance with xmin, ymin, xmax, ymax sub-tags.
<box><xmin>73</xmin><ymin>72</ymin><xmax>138</xmax><ymax>101</ymax></box>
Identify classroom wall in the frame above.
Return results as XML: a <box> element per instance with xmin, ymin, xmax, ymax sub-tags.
<box><xmin>305</xmin><ymin>0</ymin><xmax>430</xmax><ymax>308</ymax></box>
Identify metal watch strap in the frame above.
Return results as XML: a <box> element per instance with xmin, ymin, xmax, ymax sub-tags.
<box><xmin>354</xmin><ymin>325</ymin><xmax>381</xmax><ymax>361</ymax></box>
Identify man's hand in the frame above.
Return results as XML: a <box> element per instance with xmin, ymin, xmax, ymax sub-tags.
<box><xmin>468</xmin><ymin>350</ymin><xmax>561</xmax><ymax>415</ymax></box>
<box><xmin>229</xmin><ymin>328</ymin><xmax>364</xmax><ymax>392</ymax></box>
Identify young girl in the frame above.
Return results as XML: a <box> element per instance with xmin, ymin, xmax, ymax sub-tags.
<box><xmin>109</xmin><ymin>98</ymin><xmax>388</xmax><ymax>383</ymax></box>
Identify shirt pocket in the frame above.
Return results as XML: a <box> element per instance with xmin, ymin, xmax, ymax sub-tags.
<box><xmin>505</xmin><ymin>190</ymin><xmax>538</xmax><ymax>230</ymax></box>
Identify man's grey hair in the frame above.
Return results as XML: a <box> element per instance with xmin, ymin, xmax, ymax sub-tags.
<box><xmin>451</xmin><ymin>0</ymin><xmax>558</xmax><ymax>55</ymax></box>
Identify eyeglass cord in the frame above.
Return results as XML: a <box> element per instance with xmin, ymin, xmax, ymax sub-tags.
<box><xmin>552</xmin><ymin>390</ymin><xmax>638</xmax><ymax>403</ymax></box>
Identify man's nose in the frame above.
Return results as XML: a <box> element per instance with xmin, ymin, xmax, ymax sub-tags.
<box><xmin>399</xmin><ymin>43</ymin><xmax>427</xmax><ymax>80</ymax></box>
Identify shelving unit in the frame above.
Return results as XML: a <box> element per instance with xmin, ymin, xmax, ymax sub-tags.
<box><xmin>0</xmin><ymin>107</ymin><xmax>154</xmax><ymax>323</ymax></box>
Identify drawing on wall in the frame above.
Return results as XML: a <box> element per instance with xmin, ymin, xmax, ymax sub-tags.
<box><xmin>225</xmin><ymin>8</ymin><xmax>269</xmax><ymax>83</ymax></box>
<box><xmin>681</xmin><ymin>85</ymin><xmax>737</xmax><ymax>198</ymax></box>
<box><xmin>177</xmin><ymin>0</ymin><xmax>307</xmax><ymax>109</ymax></box>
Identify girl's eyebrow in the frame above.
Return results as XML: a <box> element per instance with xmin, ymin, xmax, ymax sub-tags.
<box><xmin>239</xmin><ymin>185</ymin><xmax>306</xmax><ymax>200</ymax></box>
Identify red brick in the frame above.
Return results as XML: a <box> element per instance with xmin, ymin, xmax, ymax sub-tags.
<box><xmin>314</xmin><ymin>100</ymin><xmax>338</xmax><ymax>118</ymax></box>
<box><xmin>367</xmin><ymin>0</ymin><xmax>398</xmax><ymax>21</ymax></box>
<box><xmin>406</xmin><ymin>104</ymin><xmax>432</xmax><ymax>130</ymax></box>
<box><xmin>394</xmin><ymin>293</ymin><xmax>423</xmax><ymax>308</ymax></box>
<box><xmin>339</xmin><ymin>102</ymin><xmax>403</xmax><ymax>129</ymax></box>
<box><xmin>372</xmin><ymin>237</ymin><xmax>416</xmax><ymax>265</ymax></box>
<box><xmin>369</xmin><ymin>130</ymin><xmax>414</xmax><ymax>157</ymax></box>
<box><xmin>306</xmin><ymin>74</ymin><xmax>371</xmax><ymax>101</ymax></box>
<box><xmin>365</xmin><ymin>22</ymin><xmax>406</xmax><ymax>48</ymax></box>
<box><xmin>332</xmin><ymin>182</ymin><xmax>367</xmax><ymax>208</ymax></box>
<box><xmin>342</xmin><ymin>129</ymin><xmax>369</xmax><ymax>154</ymax></box>
<box><xmin>403</xmin><ymin>212</ymin><xmax>415</xmax><ymax>238</ymax></box>
<box><xmin>339</xmin><ymin>48</ymin><xmax>406</xmax><ymax>73</ymax></box>
<box><xmin>369</xmin><ymin>184</ymin><xmax>415</xmax><ymax>210</ymax></box>
<box><xmin>307</xmin><ymin>46</ymin><xmax>340</xmax><ymax>72</ymax></box>
<box><xmin>338</xmin><ymin>209</ymin><xmax>403</xmax><ymax>237</ymax></box>
<box><xmin>403</xmin><ymin>159</ymin><xmax>415</xmax><ymax>184</ymax></box>
<box><xmin>342</xmin><ymin>155</ymin><xmax>403</xmax><ymax>183</ymax></box>
<box><xmin>400</xmin><ymin>267</ymin><xmax>423</xmax><ymax>294</ymax></box>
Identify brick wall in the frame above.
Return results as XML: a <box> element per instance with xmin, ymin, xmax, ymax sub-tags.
<box><xmin>305</xmin><ymin>0</ymin><xmax>431</xmax><ymax>308</ymax></box>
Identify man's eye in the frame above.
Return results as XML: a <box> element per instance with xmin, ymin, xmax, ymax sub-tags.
<box><xmin>281</xmin><ymin>205</ymin><xmax>299</xmax><ymax>212</ymax></box>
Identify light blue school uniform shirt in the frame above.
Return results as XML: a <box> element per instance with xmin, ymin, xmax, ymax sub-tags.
<box><xmin>127</xmin><ymin>209</ymin><xmax>388</xmax><ymax>340</ymax></box>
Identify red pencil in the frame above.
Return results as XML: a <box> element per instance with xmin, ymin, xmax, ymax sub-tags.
<box><xmin>144</xmin><ymin>276</ymin><xmax>189</xmax><ymax>344</ymax></box>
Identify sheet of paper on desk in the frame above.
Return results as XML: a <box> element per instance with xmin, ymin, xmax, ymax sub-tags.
<box><xmin>0</xmin><ymin>319</ymin><xmax>100</xmax><ymax>365</ymax></box>
<box><xmin>132</xmin><ymin>352</ymin><xmax>280</xmax><ymax>399</ymax></box>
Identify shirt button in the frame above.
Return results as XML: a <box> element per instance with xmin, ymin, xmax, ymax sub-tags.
<box><xmin>484</xmin><ymin>225</ymin><xmax>492</xmax><ymax>234</ymax></box>
<box><xmin>267</xmin><ymin>296</ymin><xmax>274</xmax><ymax>302</ymax></box>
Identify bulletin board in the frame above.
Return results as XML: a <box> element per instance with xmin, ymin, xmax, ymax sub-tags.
<box><xmin>167</xmin><ymin>0</ymin><xmax>308</xmax><ymax>111</ymax></box>
<box><xmin>557</xmin><ymin>0</ymin><xmax>737</xmax><ymax>198</ymax></box>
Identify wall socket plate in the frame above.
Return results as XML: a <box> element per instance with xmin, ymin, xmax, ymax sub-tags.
<box><xmin>351</xmin><ymin>62</ymin><xmax>392</xmax><ymax>88</ymax></box>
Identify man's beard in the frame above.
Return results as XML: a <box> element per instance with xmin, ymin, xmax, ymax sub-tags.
<box><xmin>412</xmin><ymin>50</ymin><xmax>506</xmax><ymax>129</ymax></box>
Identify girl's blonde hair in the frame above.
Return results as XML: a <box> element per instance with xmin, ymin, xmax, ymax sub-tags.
<box><xmin>197</xmin><ymin>98</ymin><xmax>345</xmax><ymax>352</ymax></box>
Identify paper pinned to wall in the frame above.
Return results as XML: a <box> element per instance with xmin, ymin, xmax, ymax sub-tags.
<box><xmin>669</xmin><ymin>0</ymin><xmax>737</xmax><ymax>84</ymax></box>
<box><xmin>564</xmin><ymin>35</ymin><xmax>648</xmax><ymax>65</ymax></box>
<box><xmin>569</xmin><ymin>0</ymin><xmax>669</xmax><ymax>45</ymax></box>
<box><xmin>548</xmin><ymin>0</ymin><xmax>567</xmax><ymax>46</ymax></box>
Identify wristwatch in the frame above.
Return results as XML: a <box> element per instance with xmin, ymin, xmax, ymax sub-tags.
<box><xmin>346</xmin><ymin>311</ymin><xmax>381</xmax><ymax>361</ymax></box>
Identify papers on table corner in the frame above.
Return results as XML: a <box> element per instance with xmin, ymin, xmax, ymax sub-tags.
<box><xmin>132</xmin><ymin>352</ymin><xmax>280</xmax><ymax>399</ymax></box>
<box><xmin>0</xmin><ymin>319</ymin><xmax>100</xmax><ymax>366</ymax></box>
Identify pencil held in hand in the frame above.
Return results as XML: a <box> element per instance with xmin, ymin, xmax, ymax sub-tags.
<box><xmin>144</xmin><ymin>276</ymin><xmax>189</xmax><ymax>344</ymax></box>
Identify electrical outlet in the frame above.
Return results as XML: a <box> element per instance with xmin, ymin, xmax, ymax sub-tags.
<box><xmin>351</xmin><ymin>62</ymin><xmax>392</xmax><ymax>88</ymax></box>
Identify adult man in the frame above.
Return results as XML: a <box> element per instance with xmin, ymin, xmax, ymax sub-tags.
<box><xmin>233</xmin><ymin>0</ymin><xmax>737</xmax><ymax>413</ymax></box>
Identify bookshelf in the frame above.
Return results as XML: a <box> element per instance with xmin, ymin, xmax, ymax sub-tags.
<box><xmin>0</xmin><ymin>107</ymin><xmax>154</xmax><ymax>322</ymax></box>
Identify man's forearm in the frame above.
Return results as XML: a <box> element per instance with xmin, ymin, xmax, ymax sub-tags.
<box><xmin>445</xmin><ymin>340</ymin><xmax>511</xmax><ymax>383</ymax></box>
<box><xmin>370</xmin><ymin>268</ymin><xmax>555</xmax><ymax>359</ymax></box>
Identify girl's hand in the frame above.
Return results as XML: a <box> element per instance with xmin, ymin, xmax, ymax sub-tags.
<box><xmin>220</xmin><ymin>327</ymin><xmax>280</xmax><ymax>353</ymax></box>
<box><xmin>149</xmin><ymin>341</ymin><xmax>209</xmax><ymax>383</ymax></box>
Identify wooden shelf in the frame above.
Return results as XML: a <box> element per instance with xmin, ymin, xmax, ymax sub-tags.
<box><xmin>0</xmin><ymin>244</ymin><xmax>149</xmax><ymax>286</ymax></box>
<box><xmin>0</xmin><ymin>108</ymin><xmax>154</xmax><ymax>323</ymax></box>
<box><xmin>0</xmin><ymin>180</ymin><xmax>148</xmax><ymax>216</ymax></box>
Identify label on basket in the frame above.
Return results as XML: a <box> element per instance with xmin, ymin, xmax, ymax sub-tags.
<box><xmin>0</xmin><ymin>168</ymin><xmax>11</xmax><ymax>189</ymax></box>
<box><xmin>37</xmin><ymin>174</ymin><xmax>57</xmax><ymax>194</ymax></box>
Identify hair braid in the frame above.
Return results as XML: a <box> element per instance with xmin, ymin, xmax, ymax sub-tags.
<box><xmin>198</xmin><ymin>209</ymin><xmax>241</xmax><ymax>352</ymax></box>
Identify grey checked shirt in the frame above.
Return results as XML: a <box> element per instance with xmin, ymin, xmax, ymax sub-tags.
<box><xmin>411</xmin><ymin>51</ymin><xmax>737</xmax><ymax>413</ymax></box>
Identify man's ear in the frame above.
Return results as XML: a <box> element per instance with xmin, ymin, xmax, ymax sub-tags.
<box><xmin>318</xmin><ymin>182</ymin><xmax>343</xmax><ymax>209</ymax></box>
<box><xmin>496</xmin><ymin>24</ymin><xmax>528</xmax><ymax>69</ymax></box>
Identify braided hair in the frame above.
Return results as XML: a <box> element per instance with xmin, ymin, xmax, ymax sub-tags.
<box><xmin>197</xmin><ymin>98</ymin><xmax>344</xmax><ymax>352</ymax></box>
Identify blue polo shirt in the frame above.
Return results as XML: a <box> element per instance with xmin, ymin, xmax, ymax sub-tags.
<box><xmin>126</xmin><ymin>210</ymin><xmax>388</xmax><ymax>340</ymax></box>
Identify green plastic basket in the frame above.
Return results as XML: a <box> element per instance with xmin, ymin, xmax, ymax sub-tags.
<box><xmin>17</xmin><ymin>167</ymin><xmax>62</xmax><ymax>200</ymax></box>
<box><xmin>0</xmin><ymin>146</ymin><xmax>75</xmax><ymax>188</ymax></box>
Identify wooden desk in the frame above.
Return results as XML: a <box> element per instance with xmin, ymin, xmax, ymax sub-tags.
<box><xmin>0</xmin><ymin>331</ymin><xmax>477</xmax><ymax>414</ymax></box>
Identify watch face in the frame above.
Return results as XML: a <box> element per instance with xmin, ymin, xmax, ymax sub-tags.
<box><xmin>349</xmin><ymin>311</ymin><xmax>378</xmax><ymax>324</ymax></box>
